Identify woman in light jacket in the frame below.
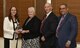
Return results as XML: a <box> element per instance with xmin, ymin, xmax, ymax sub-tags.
<box><xmin>3</xmin><ymin>7</ymin><xmax>20</xmax><ymax>48</ymax></box>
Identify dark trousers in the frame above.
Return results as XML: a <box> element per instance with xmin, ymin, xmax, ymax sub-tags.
<box><xmin>41</xmin><ymin>42</ymin><xmax>56</xmax><ymax>48</ymax></box>
<box><xmin>41</xmin><ymin>38</ymin><xmax>57</xmax><ymax>48</ymax></box>
<box><xmin>4</xmin><ymin>38</ymin><xmax>10</xmax><ymax>48</ymax></box>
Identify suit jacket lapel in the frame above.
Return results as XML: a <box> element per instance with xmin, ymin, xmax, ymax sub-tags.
<box><xmin>26</xmin><ymin>16</ymin><xmax>35</xmax><ymax>25</ymax></box>
<box><xmin>45</xmin><ymin>12</ymin><xmax>52</xmax><ymax>21</ymax></box>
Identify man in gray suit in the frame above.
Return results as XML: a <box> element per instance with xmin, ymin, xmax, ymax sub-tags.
<box><xmin>56</xmin><ymin>4</ymin><xmax>78</xmax><ymax>48</ymax></box>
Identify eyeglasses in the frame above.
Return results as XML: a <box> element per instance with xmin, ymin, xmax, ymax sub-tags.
<box><xmin>59</xmin><ymin>8</ymin><xmax>66</xmax><ymax>10</ymax></box>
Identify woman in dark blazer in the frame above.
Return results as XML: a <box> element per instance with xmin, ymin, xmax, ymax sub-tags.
<box><xmin>21</xmin><ymin>7</ymin><xmax>41</xmax><ymax>48</ymax></box>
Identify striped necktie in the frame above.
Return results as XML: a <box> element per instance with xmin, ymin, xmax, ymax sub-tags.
<box><xmin>56</xmin><ymin>16</ymin><xmax>65</xmax><ymax>37</ymax></box>
<box><xmin>40</xmin><ymin>16</ymin><xmax>46</xmax><ymax>33</ymax></box>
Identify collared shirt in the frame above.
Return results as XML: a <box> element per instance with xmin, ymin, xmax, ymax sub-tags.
<box><xmin>62</xmin><ymin>13</ymin><xmax>67</xmax><ymax>18</ymax></box>
<box><xmin>46</xmin><ymin>11</ymin><xmax>52</xmax><ymax>18</ymax></box>
<box><xmin>56</xmin><ymin>13</ymin><xmax>67</xmax><ymax>33</ymax></box>
<box><xmin>25</xmin><ymin>17</ymin><xmax>32</xmax><ymax>25</ymax></box>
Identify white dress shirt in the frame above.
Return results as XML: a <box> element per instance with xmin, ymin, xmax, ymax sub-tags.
<box><xmin>46</xmin><ymin>11</ymin><xmax>52</xmax><ymax>18</ymax></box>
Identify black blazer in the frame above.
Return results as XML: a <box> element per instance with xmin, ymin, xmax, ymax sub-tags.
<box><xmin>22</xmin><ymin>16</ymin><xmax>41</xmax><ymax>40</ymax></box>
<box><xmin>41</xmin><ymin>12</ymin><xmax>58</xmax><ymax>41</ymax></box>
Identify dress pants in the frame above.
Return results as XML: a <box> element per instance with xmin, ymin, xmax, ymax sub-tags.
<box><xmin>4</xmin><ymin>38</ymin><xmax>10</xmax><ymax>48</ymax></box>
<box><xmin>4</xmin><ymin>38</ymin><xmax>17</xmax><ymax>48</ymax></box>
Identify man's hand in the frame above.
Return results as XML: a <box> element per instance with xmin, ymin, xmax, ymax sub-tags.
<box><xmin>41</xmin><ymin>36</ymin><xmax>45</xmax><ymax>41</ymax></box>
<box><xmin>65</xmin><ymin>40</ymin><xmax>71</xmax><ymax>48</ymax></box>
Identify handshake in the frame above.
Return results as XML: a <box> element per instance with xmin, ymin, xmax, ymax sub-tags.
<box><xmin>15</xmin><ymin>27</ymin><xmax>29</xmax><ymax>34</ymax></box>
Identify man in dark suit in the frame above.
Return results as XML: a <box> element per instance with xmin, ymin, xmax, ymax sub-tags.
<box><xmin>56</xmin><ymin>4</ymin><xmax>78</xmax><ymax>48</ymax></box>
<box><xmin>40</xmin><ymin>3</ymin><xmax>58</xmax><ymax>48</ymax></box>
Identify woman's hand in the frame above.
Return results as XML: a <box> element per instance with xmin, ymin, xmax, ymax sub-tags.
<box><xmin>15</xmin><ymin>29</ymin><xmax>20</xmax><ymax>34</ymax></box>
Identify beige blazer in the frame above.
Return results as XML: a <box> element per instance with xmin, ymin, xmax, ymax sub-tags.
<box><xmin>3</xmin><ymin>17</ymin><xmax>17</xmax><ymax>39</ymax></box>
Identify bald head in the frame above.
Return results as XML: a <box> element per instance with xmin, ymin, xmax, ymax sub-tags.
<box><xmin>44</xmin><ymin>3</ymin><xmax>53</xmax><ymax>13</ymax></box>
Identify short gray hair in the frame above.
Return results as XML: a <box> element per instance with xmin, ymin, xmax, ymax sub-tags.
<box><xmin>28</xmin><ymin>7</ymin><xmax>36</xmax><ymax>13</ymax></box>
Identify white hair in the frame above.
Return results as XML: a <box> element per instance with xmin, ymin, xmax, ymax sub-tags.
<box><xmin>28</xmin><ymin>7</ymin><xmax>36</xmax><ymax>13</ymax></box>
